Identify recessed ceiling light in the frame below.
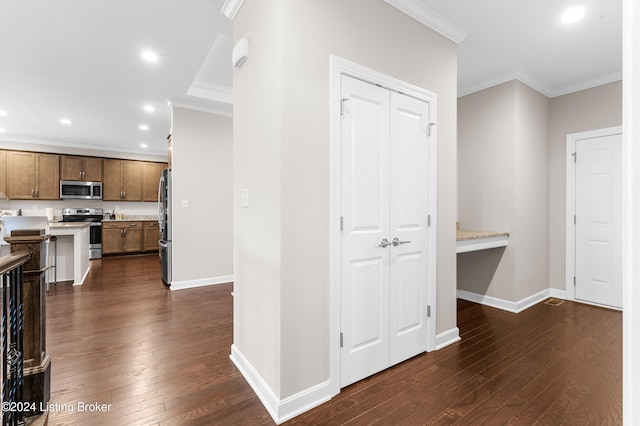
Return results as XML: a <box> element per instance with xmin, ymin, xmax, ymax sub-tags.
<box><xmin>139</xmin><ymin>125</ymin><xmax>149</xmax><ymax>131</ymax></box>
<box><xmin>141</xmin><ymin>51</ymin><xmax>158</xmax><ymax>62</ymax></box>
<box><xmin>0</xmin><ymin>110</ymin><xmax>7</xmax><ymax>116</ymax></box>
<box><xmin>143</xmin><ymin>105</ymin><xmax>155</xmax><ymax>113</ymax></box>
<box><xmin>562</xmin><ymin>6</ymin><xmax>585</xmax><ymax>24</ymax></box>
<box><xmin>140</xmin><ymin>143</ymin><xmax>148</xmax><ymax>148</ymax></box>
<box><xmin>60</xmin><ymin>118</ymin><xmax>72</xmax><ymax>125</ymax></box>
<box><xmin>0</xmin><ymin>128</ymin><xmax>5</xmax><ymax>133</ymax></box>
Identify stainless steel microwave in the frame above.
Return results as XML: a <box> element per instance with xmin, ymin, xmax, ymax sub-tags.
<box><xmin>60</xmin><ymin>180</ymin><xmax>103</xmax><ymax>200</ymax></box>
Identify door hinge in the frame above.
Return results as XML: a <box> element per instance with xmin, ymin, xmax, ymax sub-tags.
<box><xmin>341</xmin><ymin>98</ymin><xmax>349</xmax><ymax>116</ymax></box>
<box><xmin>572</xmin><ymin>152</ymin><xmax>577</xmax><ymax>163</ymax></box>
<box><xmin>427</xmin><ymin>305</ymin><xmax>431</xmax><ymax>318</ymax></box>
<box><xmin>428</xmin><ymin>122</ymin><xmax>436</xmax><ymax>137</ymax></box>
<box><xmin>574</xmin><ymin>276</ymin><xmax>576</xmax><ymax>287</ymax></box>
<box><xmin>340</xmin><ymin>332</ymin><xmax>344</xmax><ymax>348</ymax></box>
<box><xmin>340</xmin><ymin>216</ymin><xmax>344</xmax><ymax>231</ymax></box>
<box><xmin>427</xmin><ymin>215</ymin><xmax>431</xmax><ymax>227</ymax></box>
<box><xmin>574</xmin><ymin>215</ymin><xmax>576</xmax><ymax>225</ymax></box>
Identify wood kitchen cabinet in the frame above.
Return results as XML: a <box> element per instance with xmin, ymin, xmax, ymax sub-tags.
<box><xmin>142</xmin><ymin>162</ymin><xmax>165</xmax><ymax>202</ymax></box>
<box><xmin>60</xmin><ymin>155</ymin><xmax>103</xmax><ymax>181</ymax></box>
<box><xmin>0</xmin><ymin>150</ymin><xmax>6</xmax><ymax>198</ymax></box>
<box><xmin>7</xmin><ymin>151</ymin><xmax>59</xmax><ymax>200</ymax></box>
<box><xmin>103</xmin><ymin>159</ymin><xmax>143</xmax><ymax>201</ymax></box>
<box><xmin>143</xmin><ymin>221</ymin><xmax>160</xmax><ymax>252</ymax></box>
<box><xmin>102</xmin><ymin>221</ymin><xmax>143</xmax><ymax>254</ymax></box>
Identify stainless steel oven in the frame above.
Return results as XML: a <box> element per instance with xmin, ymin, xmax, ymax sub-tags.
<box><xmin>62</xmin><ymin>208</ymin><xmax>103</xmax><ymax>259</ymax></box>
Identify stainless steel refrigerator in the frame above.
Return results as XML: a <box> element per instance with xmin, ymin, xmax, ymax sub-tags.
<box><xmin>158</xmin><ymin>169</ymin><xmax>172</xmax><ymax>285</ymax></box>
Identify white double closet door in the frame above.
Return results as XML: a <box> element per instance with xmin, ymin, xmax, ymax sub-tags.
<box><xmin>340</xmin><ymin>75</ymin><xmax>431</xmax><ymax>388</ymax></box>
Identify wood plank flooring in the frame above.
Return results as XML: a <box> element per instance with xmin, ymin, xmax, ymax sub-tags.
<box><xmin>44</xmin><ymin>255</ymin><xmax>621</xmax><ymax>425</ymax></box>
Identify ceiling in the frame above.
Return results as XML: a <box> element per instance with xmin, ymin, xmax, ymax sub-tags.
<box><xmin>0</xmin><ymin>0</ymin><xmax>622</xmax><ymax>158</ymax></box>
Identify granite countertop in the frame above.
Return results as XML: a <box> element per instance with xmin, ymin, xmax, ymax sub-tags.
<box><xmin>456</xmin><ymin>229</ymin><xmax>510</xmax><ymax>241</ymax></box>
<box><xmin>50</xmin><ymin>222</ymin><xmax>91</xmax><ymax>228</ymax></box>
<box><xmin>103</xmin><ymin>216</ymin><xmax>158</xmax><ymax>222</ymax></box>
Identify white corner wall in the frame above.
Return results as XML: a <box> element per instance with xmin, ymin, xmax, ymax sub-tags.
<box><xmin>623</xmin><ymin>0</ymin><xmax>640</xmax><ymax>422</ymax></box>
<box><xmin>171</xmin><ymin>107</ymin><xmax>233</xmax><ymax>289</ymax></box>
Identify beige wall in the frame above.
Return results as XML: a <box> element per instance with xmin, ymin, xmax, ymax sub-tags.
<box><xmin>232</xmin><ymin>0</ymin><xmax>283</xmax><ymax>396</ymax></box>
<box><xmin>459</xmin><ymin>80</ymin><xmax>622</xmax><ymax>301</ymax></box>
<box><xmin>171</xmin><ymin>107</ymin><xmax>233</xmax><ymax>286</ymax></box>
<box><xmin>548</xmin><ymin>81</ymin><xmax>622</xmax><ymax>290</ymax></box>
<box><xmin>458</xmin><ymin>81</ymin><xmax>549</xmax><ymax>302</ymax></box>
<box><xmin>234</xmin><ymin>0</ymin><xmax>458</xmax><ymax>400</ymax></box>
<box><xmin>514</xmin><ymin>83</ymin><xmax>550</xmax><ymax>300</ymax></box>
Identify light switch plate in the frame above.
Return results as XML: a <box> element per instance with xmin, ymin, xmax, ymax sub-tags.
<box><xmin>181</xmin><ymin>199</ymin><xmax>189</xmax><ymax>208</ymax></box>
<box><xmin>241</xmin><ymin>189</ymin><xmax>249</xmax><ymax>207</ymax></box>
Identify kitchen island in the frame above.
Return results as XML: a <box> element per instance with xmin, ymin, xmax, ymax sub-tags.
<box><xmin>49</xmin><ymin>222</ymin><xmax>91</xmax><ymax>285</ymax></box>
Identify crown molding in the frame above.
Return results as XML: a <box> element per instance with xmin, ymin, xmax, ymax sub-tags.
<box><xmin>458</xmin><ymin>71</ymin><xmax>551</xmax><ymax>98</ymax></box>
<box><xmin>549</xmin><ymin>71</ymin><xmax>622</xmax><ymax>98</ymax></box>
<box><xmin>459</xmin><ymin>70</ymin><xmax>623</xmax><ymax>99</ymax></box>
<box><xmin>384</xmin><ymin>0</ymin><xmax>468</xmax><ymax>44</ymax></box>
<box><xmin>221</xmin><ymin>0</ymin><xmax>245</xmax><ymax>20</ymax></box>
<box><xmin>170</xmin><ymin>97</ymin><xmax>233</xmax><ymax>117</ymax></box>
<box><xmin>0</xmin><ymin>135</ymin><xmax>167</xmax><ymax>160</ymax></box>
<box><xmin>187</xmin><ymin>80</ymin><xmax>233</xmax><ymax>104</ymax></box>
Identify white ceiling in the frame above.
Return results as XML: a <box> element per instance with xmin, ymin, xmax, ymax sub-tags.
<box><xmin>0</xmin><ymin>0</ymin><xmax>622</xmax><ymax>158</ymax></box>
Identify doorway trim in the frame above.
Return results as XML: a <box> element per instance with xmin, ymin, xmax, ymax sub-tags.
<box><xmin>329</xmin><ymin>55</ymin><xmax>438</xmax><ymax>397</ymax></box>
<box><xmin>565</xmin><ymin>125</ymin><xmax>622</xmax><ymax>307</ymax></box>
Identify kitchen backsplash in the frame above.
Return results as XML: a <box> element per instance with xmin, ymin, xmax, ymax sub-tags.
<box><xmin>0</xmin><ymin>199</ymin><xmax>158</xmax><ymax>221</ymax></box>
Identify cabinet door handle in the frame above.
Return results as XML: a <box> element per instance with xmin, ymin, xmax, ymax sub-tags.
<box><xmin>31</xmin><ymin>189</ymin><xmax>35</xmax><ymax>197</ymax></box>
<box><xmin>35</xmin><ymin>188</ymin><xmax>39</xmax><ymax>198</ymax></box>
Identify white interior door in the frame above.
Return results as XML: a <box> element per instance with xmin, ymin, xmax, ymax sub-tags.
<box><xmin>388</xmin><ymin>91</ymin><xmax>430</xmax><ymax>365</ymax></box>
<box><xmin>340</xmin><ymin>75</ymin><xmax>430</xmax><ymax>387</ymax></box>
<box><xmin>575</xmin><ymin>133</ymin><xmax>622</xmax><ymax>309</ymax></box>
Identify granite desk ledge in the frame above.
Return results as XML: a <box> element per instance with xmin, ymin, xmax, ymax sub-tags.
<box><xmin>456</xmin><ymin>229</ymin><xmax>510</xmax><ymax>253</ymax></box>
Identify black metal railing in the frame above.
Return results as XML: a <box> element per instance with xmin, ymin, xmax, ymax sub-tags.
<box><xmin>1</xmin><ymin>252</ymin><xmax>30</xmax><ymax>426</ymax></box>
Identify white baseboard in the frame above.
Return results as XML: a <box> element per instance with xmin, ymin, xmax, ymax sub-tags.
<box><xmin>72</xmin><ymin>265</ymin><xmax>91</xmax><ymax>286</ymax></box>
<box><xmin>549</xmin><ymin>288</ymin><xmax>567</xmax><ymax>300</ymax></box>
<box><xmin>230</xmin><ymin>345</ymin><xmax>332</xmax><ymax>424</ymax></box>
<box><xmin>435</xmin><ymin>327</ymin><xmax>460</xmax><ymax>350</ymax></box>
<box><xmin>170</xmin><ymin>274</ymin><xmax>234</xmax><ymax>291</ymax></box>
<box><xmin>457</xmin><ymin>288</ymin><xmax>551</xmax><ymax>313</ymax></box>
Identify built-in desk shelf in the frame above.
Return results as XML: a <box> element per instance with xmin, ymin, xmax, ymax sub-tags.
<box><xmin>456</xmin><ymin>229</ymin><xmax>509</xmax><ymax>253</ymax></box>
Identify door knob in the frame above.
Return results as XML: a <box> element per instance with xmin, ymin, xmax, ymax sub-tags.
<box><xmin>378</xmin><ymin>238</ymin><xmax>392</xmax><ymax>248</ymax></box>
<box><xmin>392</xmin><ymin>237</ymin><xmax>411</xmax><ymax>246</ymax></box>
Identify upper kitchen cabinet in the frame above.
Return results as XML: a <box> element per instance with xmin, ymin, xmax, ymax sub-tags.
<box><xmin>0</xmin><ymin>150</ymin><xmax>6</xmax><ymax>198</ymax></box>
<box><xmin>60</xmin><ymin>155</ymin><xmax>103</xmax><ymax>181</ymax></box>
<box><xmin>7</xmin><ymin>151</ymin><xmax>59</xmax><ymax>200</ymax></box>
<box><xmin>103</xmin><ymin>159</ymin><xmax>142</xmax><ymax>201</ymax></box>
<box><xmin>142</xmin><ymin>162</ymin><xmax>165</xmax><ymax>202</ymax></box>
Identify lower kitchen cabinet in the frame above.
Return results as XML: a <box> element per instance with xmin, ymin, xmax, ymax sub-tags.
<box><xmin>143</xmin><ymin>222</ymin><xmax>160</xmax><ymax>252</ymax></box>
<box><xmin>102</xmin><ymin>221</ymin><xmax>143</xmax><ymax>255</ymax></box>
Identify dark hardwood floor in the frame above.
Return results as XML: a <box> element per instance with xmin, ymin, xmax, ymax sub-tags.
<box><xmin>44</xmin><ymin>255</ymin><xmax>621</xmax><ymax>425</ymax></box>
